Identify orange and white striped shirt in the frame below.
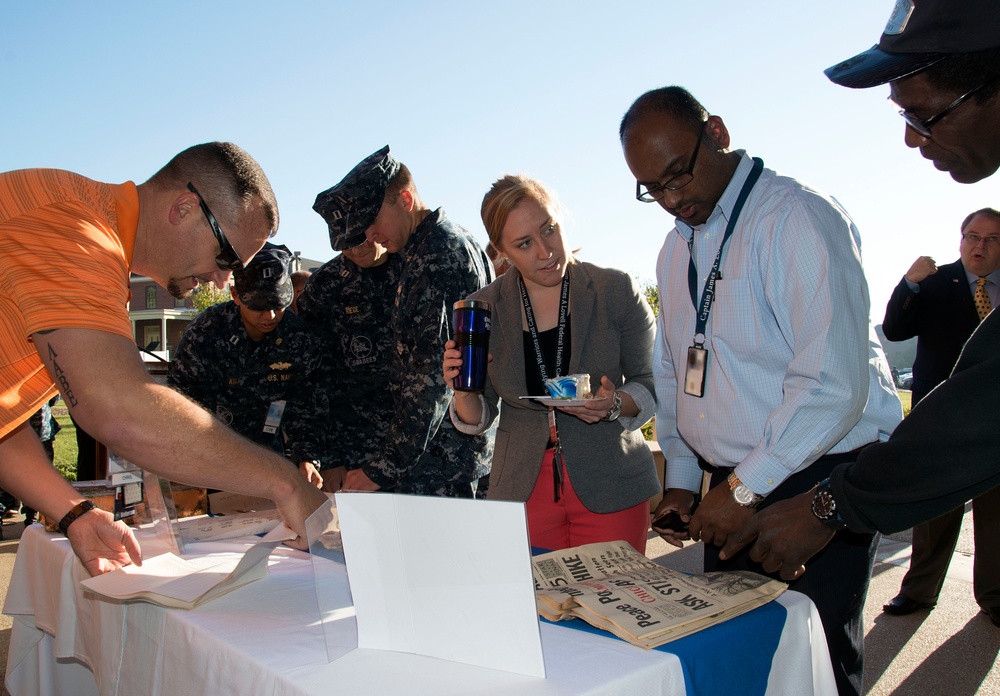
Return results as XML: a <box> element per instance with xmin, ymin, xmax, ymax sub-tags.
<box><xmin>0</xmin><ymin>169</ymin><xmax>138</xmax><ymax>438</ymax></box>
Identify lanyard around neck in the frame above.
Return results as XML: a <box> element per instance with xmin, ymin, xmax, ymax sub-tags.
<box><xmin>519</xmin><ymin>270</ymin><xmax>571</xmax><ymax>384</ymax></box>
<box><xmin>687</xmin><ymin>157</ymin><xmax>764</xmax><ymax>344</ymax></box>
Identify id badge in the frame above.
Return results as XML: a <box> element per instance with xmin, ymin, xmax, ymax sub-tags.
<box><xmin>263</xmin><ymin>400</ymin><xmax>287</xmax><ymax>434</ymax></box>
<box><xmin>684</xmin><ymin>345</ymin><xmax>708</xmax><ymax>398</ymax></box>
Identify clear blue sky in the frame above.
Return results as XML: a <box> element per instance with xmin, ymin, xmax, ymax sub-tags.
<box><xmin>3</xmin><ymin>1</ymin><xmax>997</xmax><ymax>324</ymax></box>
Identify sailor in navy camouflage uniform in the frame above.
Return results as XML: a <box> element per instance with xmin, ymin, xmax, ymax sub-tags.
<box><xmin>169</xmin><ymin>243</ymin><xmax>326</xmax><ymax>488</ymax></box>
<box><xmin>298</xmin><ymin>165</ymin><xmax>404</xmax><ymax>492</ymax></box>
<box><xmin>326</xmin><ymin>146</ymin><xmax>495</xmax><ymax>497</ymax></box>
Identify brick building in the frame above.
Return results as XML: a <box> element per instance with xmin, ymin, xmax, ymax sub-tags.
<box><xmin>128</xmin><ymin>274</ymin><xmax>198</xmax><ymax>359</ymax></box>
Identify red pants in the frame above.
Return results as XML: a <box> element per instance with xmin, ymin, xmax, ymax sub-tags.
<box><xmin>526</xmin><ymin>448</ymin><xmax>649</xmax><ymax>553</ymax></box>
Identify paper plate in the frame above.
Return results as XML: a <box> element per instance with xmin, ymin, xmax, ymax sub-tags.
<box><xmin>518</xmin><ymin>396</ymin><xmax>600</xmax><ymax>407</ymax></box>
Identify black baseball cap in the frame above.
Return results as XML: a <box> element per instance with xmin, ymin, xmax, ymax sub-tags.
<box><xmin>313</xmin><ymin>146</ymin><xmax>401</xmax><ymax>251</ymax></box>
<box><xmin>825</xmin><ymin>0</ymin><xmax>1000</xmax><ymax>89</ymax></box>
<box><xmin>232</xmin><ymin>243</ymin><xmax>294</xmax><ymax>311</ymax></box>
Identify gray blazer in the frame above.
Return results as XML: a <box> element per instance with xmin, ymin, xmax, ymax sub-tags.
<box><xmin>455</xmin><ymin>261</ymin><xmax>660</xmax><ymax>513</ymax></box>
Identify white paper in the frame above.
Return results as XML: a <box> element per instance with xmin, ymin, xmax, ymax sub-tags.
<box><xmin>80</xmin><ymin>539</ymin><xmax>282</xmax><ymax>608</ymax></box>
<box><xmin>176</xmin><ymin>509</ymin><xmax>283</xmax><ymax>543</ymax></box>
<box><xmin>335</xmin><ymin>493</ymin><xmax>545</xmax><ymax>678</ymax></box>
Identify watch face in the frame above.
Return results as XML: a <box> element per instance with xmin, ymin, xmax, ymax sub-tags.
<box><xmin>811</xmin><ymin>483</ymin><xmax>847</xmax><ymax>530</ymax></box>
<box><xmin>604</xmin><ymin>393</ymin><xmax>622</xmax><ymax>422</ymax></box>
<box><xmin>733</xmin><ymin>484</ymin><xmax>756</xmax><ymax>506</ymax></box>
<box><xmin>814</xmin><ymin>495</ymin><xmax>830</xmax><ymax>518</ymax></box>
<box><xmin>812</xmin><ymin>488</ymin><xmax>837</xmax><ymax>520</ymax></box>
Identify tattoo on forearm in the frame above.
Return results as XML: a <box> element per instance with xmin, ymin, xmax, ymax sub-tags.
<box><xmin>47</xmin><ymin>344</ymin><xmax>78</xmax><ymax>407</ymax></box>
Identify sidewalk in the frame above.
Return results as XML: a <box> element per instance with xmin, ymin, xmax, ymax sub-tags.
<box><xmin>0</xmin><ymin>509</ymin><xmax>996</xmax><ymax>695</ymax></box>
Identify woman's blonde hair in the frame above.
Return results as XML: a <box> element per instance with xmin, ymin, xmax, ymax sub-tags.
<box><xmin>480</xmin><ymin>174</ymin><xmax>565</xmax><ymax>252</ymax></box>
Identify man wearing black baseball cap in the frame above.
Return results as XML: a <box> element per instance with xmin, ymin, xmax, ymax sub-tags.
<box><xmin>826</xmin><ymin>0</ymin><xmax>1000</xmax><ymax>183</ymax></box>
<box><xmin>297</xmin><ymin>147</ymin><xmax>405</xmax><ymax>492</ymax></box>
<box><xmin>722</xmin><ymin>1</ymin><xmax>1000</xmax><ymax>630</ymax></box>
<box><xmin>311</xmin><ymin>146</ymin><xmax>494</xmax><ymax>498</ymax></box>
<box><xmin>170</xmin><ymin>243</ymin><xmax>328</xmax><ymax>492</ymax></box>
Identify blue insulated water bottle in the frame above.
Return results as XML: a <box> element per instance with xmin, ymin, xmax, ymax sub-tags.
<box><xmin>452</xmin><ymin>299</ymin><xmax>492</xmax><ymax>392</ymax></box>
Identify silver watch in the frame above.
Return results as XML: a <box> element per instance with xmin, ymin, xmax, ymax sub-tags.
<box><xmin>728</xmin><ymin>472</ymin><xmax>764</xmax><ymax>508</ymax></box>
<box><xmin>603</xmin><ymin>391</ymin><xmax>622</xmax><ymax>422</ymax></box>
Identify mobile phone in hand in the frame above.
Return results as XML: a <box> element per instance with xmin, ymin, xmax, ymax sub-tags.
<box><xmin>651</xmin><ymin>510</ymin><xmax>690</xmax><ymax>534</ymax></box>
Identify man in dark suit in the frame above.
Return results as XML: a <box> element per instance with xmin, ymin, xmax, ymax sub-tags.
<box><xmin>880</xmin><ymin>208</ymin><xmax>1000</xmax><ymax>617</ymax></box>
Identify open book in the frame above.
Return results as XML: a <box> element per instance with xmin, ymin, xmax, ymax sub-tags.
<box><xmin>533</xmin><ymin>541</ymin><xmax>787</xmax><ymax>649</ymax></box>
<box><xmin>80</xmin><ymin>530</ymin><xmax>288</xmax><ymax>610</ymax></box>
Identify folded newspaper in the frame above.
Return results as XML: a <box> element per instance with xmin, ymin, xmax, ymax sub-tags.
<box><xmin>532</xmin><ymin>541</ymin><xmax>787</xmax><ymax>649</ymax></box>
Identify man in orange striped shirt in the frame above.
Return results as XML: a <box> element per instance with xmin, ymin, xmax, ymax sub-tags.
<box><xmin>0</xmin><ymin>142</ymin><xmax>326</xmax><ymax>574</ymax></box>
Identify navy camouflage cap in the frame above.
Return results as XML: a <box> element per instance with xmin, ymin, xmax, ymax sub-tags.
<box><xmin>232</xmin><ymin>243</ymin><xmax>294</xmax><ymax>311</ymax></box>
<box><xmin>313</xmin><ymin>145</ymin><xmax>400</xmax><ymax>251</ymax></box>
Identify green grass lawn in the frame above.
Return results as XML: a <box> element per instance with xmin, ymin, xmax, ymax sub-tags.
<box><xmin>899</xmin><ymin>390</ymin><xmax>912</xmax><ymax>416</ymax></box>
<box><xmin>52</xmin><ymin>407</ymin><xmax>78</xmax><ymax>481</ymax></box>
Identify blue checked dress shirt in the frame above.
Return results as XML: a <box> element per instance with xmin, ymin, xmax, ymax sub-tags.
<box><xmin>654</xmin><ymin>152</ymin><xmax>902</xmax><ymax>496</ymax></box>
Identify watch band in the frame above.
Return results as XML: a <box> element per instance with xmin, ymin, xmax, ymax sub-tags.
<box><xmin>603</xmin><ymin>391</ymin><xmax>622</xmax><ymax>422</ymax></box>
<box><xmin>58</xmin><ymin>500</ymin><xmax>97</xmax><ymax>536</ymax></box>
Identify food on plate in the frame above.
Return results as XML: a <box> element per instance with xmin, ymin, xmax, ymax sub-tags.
<box><xmin>543</xmin><ymin>374</ymin><xmax>592</xmax><ymax>400</ymax></box>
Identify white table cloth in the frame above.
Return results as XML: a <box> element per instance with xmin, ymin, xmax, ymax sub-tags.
<box><xmin>4</xmin><ymin>524</ymin><xmax>837</xmax><ymax>696</ymax></box>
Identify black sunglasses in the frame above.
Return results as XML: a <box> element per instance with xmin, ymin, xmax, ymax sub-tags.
<box><xmin>187</xmin><ymin>182</ymin><xmax>244</xmax><ymax>271</ymax></box>
<box><xmin>894</xmin><ymin>73</ymin><xmax>1000</xmax><ymax>139</ymax></box>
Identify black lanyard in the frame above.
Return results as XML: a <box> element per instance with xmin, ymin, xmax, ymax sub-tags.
<box><xmin>520</xmin><ymin>271</ymin><xmax>570</xmax><ymax>383</ymax></box>
<box><xmin>687</xmin><ymin>157</ymin><xmax>763</xmax><ymax>345</ymax></box>
<box><xmin>519</xmin><ymin>270</ymin><xmax>571</xmax><ymax>503</ymax></box>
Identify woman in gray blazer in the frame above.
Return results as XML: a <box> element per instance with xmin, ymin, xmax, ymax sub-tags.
<box><xmin>444</xmin><ymin>175</ymin><xmax>660</xmax><ymax>552</ymax></box>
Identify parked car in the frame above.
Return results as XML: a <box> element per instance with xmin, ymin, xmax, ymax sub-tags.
<box><xmin>895</xmin><ymin>368</ymin><xmax>913</xmax><ymax>390</ymax></box>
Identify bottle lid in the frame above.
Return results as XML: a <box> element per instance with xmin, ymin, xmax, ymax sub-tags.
<box><xmin>453</xmin><ymin>299</ymin><xmax>491</xmax><ymax>312</ymax></box>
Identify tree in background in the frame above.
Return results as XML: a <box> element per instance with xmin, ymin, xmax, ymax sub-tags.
<box><xmin>639</xmin><ymin>280</ymin><xmax>658</xmax><ymax>441</ymax></box>
<box><xmin>191</xmin><ymin>283</ymin><xmax>230</xmax><ymax>313</ymax></box>
<box><xmin>641</xmin><ymin>281</ymin><xmax>658</xmax><ymax>318</ymax></box>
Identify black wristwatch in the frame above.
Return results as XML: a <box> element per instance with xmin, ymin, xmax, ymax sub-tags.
<box><xmin>811</xmin><ymin>479</ymin><xmax>848</xmax><ymax>530</ymax></box>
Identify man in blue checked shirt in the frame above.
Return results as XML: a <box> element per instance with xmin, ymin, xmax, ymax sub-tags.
<box><xmin>721</xmin><ymin>0</ymin><xmax>1000</xmax><ymax>634</ymax></box>
<box><xmin>620</xmin><ymin>85</ymin><xmax>901</xmax><ymax>696</ymax></box>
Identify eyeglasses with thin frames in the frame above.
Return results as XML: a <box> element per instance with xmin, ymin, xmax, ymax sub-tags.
<box><xmin>187</xmin><ymin>182</ymin><xmax>244</xmax><ymax>271</ymax></box>
<box><xmin>636</xmin><ymin>123</ymin><xmax>707</xmax><ymax>203</ymax></box>
<box><xmin>893</xmin><ymin>73</ymin><xmax>1000</xmax><ymax>139</ymax></box>
<box><xmin>962</xmin><ymin>231</ymin><xmax>1000</xmax><ymax>247</ymax></box>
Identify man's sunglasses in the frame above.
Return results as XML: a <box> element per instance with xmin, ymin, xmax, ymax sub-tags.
<box><xmin>187</xmin><ymin>182</ymin><xmax>244</xmax><ymax>271</ymax></box>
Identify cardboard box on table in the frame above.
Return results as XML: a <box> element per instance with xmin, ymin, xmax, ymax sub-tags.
<box><xmin>41</xmin><ymin>480</ymin><xmax>206</xmax><ymax>531</ymax></box>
